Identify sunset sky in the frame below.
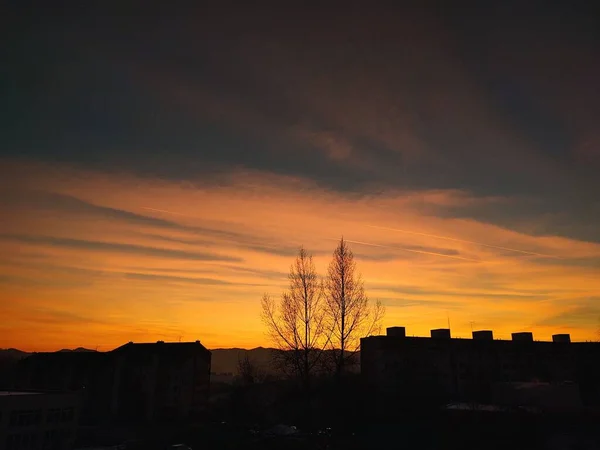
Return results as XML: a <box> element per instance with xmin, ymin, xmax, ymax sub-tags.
<box><xmin>2</xmin><ymin>3</ymin><xmax>599</xmax><ymax>351</ymax></box>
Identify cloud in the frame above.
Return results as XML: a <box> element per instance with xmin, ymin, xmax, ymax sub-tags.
<box><xmin>0</xmin><ymin>190</ymin><xmax>181</xmax><ymax>229</ymax></box>
<box><xmin>0</xmin><ymin>274</ymin><xmax>93</xmax><ymax>289</ymax></box>
<box><xmin>370</xmin><ymin>283</ymin><xmax>548</xmax><ymax>302</ymax></box>
<box><xmin>353</xmin><ymin>252</ymin><xmax>406</xmax><ymax>263</ymax></box>
<box><xmin>1</xmin><ymin>234</ymin><xmax>242</xmax><ymax>262</ymax></box>
<box><xmin>534</xmin><ymin>299</ymin><xmax>600</xmax><ymax>329</ymax></box>
<box><xmin>367</xmin><ymin>225</ymin><xmax>559</xmax><ymax>259</ymax></box>
<box><xmin>340</xmin><ymin>239</ymin><xmax>478</xmax><ymax>262</ymax></box>
<box><xmin>23</xmin><ymin>308</ymin><xmax>110</xmax><ymax>326</ymax></box>
<box><xmin>123</xmin><ymin>272</ymin><xmax>265</xmax><ymax>287</ymax></box>
<box><xmin>3</xmin><ymin>4</ymin><xmax>598</xmax><ymax>197</ymax></box>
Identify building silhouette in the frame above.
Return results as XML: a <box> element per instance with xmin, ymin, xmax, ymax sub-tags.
<box><xmin>15</xmin><ymin>341</ymin><xmax>211</xmax><ymax>424</ymax></box>
<box><xmin>15</xmin><ymin>352</ymin><xmax>114</xmax><ymax>424</ymax></box>
<box><xmin>110</xmin><ymin>341</ymin><xmax>211</xmax><ymax>422</ymax></box>
<box><xmin>361</xmin><ymin>327</ymin><xmax>600</xmax><ymax>410</ymax></box>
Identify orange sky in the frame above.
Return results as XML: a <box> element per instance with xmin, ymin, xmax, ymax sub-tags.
<box><xmin>1</xmin><ymin>160</ymin><xmax>599</xmax><ymax>351</ymax></box>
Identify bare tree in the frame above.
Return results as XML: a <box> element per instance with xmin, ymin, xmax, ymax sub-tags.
<box><xmin>261</xmin><ymin>248</ymin><xmax>329</xmax><ymax>388</ymax></box>
<box><xmin>324</xmin><ymin>237</ymin><xmax>384</xmax><ymax>377</ymax></box>
<box><xmin>237</xmin><ymin>352</ymin><xmax>266</xmax><ymax>385</ymax></box>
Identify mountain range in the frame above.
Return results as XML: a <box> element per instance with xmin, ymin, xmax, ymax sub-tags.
<box><xmin>0</xmin><ymin>346</ymin><xmax>359</xmax><ymax>378</ymax></box>
<box><xmin>0</xmin><ymin>346</ymin><xmax>276</xmax><ymax>376</ymax></box>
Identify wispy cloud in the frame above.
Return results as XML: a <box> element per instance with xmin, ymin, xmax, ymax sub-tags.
<box><xmin>1</xmin><ymin>234</ymin><xmax>241</xmax><ymax>262</ymax></box>
<box><xmin>329</xmin><ymin>238</ymin><xmax>479</xmax><ymax>262</ymax></box>
<box><xmin>366</xmin><ymin>225</ymin><xmax>560</xmax><ymax>258</ymax></box>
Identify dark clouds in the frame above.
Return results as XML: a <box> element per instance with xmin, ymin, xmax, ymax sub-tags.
<box><xmin>2</xmin><ymin>2</ymin><xmax>600</xmax><ymax>241</ymax></box>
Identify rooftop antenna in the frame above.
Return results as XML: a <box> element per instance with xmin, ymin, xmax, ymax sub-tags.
<box><xmin>447</xmin><ymin>312</ymin><xmax>451</xmax><ymax>331</ymax></box>
<box><xmin>469</xmin><ymin>321</ymin><xmax>475</xmax><ymax>333</ymax></box>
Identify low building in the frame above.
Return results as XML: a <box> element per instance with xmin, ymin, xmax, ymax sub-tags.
<box><xmin>16</xmin><ymin>353</ymin><xmax>114</xmax><ymax>424</ymax></box>
<box><xmin>110</xmin><ymin>341</ymin><xmax>211</xmax><ymax>422</ymax></box>
<box><xmin>15</xmin><ymin>341</ymin><xmax>211</xmax><ymax>425</ymax></box>
<box><xmin>0</xmin><ymin>391</ymin><xmax>80</xmax><ymax>450</ymax></box>
<box><xmin>361</xmin><ymin>326</ymin><xmax>600</xmax><ymax>410</ymax></box>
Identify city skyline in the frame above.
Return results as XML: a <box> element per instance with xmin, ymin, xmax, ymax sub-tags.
<box><xmin>2</xmin><ymin>4</ymin><xmax>599</xmax><ymax>351</ymax></box>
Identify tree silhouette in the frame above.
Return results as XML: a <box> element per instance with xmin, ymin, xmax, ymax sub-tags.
<box><xmin>261</xmin><ymin>248</ymin><xmax>329</xmax><ymax>389</ymax></box>
<box><xmin>236</xmin><ymin>352</ymin><xmax>265</xmax><ymax>385</ymax></box>
<box><xmin>324</xmin><ymin>237</ymin><xmax>384</xmax><ymax>377</ymax></box>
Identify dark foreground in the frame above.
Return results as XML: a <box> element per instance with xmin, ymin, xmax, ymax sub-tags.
<box><xmin>75</xmin><ymin>410</ymin><xmax>600</xmax><ymax>450</ymax></box>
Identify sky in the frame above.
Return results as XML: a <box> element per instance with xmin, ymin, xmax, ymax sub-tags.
<box><xmin>1</xmin><ymin>3</ymin><xmax>599</xmax><ymax>351</ymax></box>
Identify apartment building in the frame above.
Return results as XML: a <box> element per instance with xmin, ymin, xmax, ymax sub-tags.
<box><xmin>361</xmin><ymin>326</ymin><xmax>600</xmax><ymax>410</ymax></box>
<box><xmin>15</xmin><ymin>341</ymin><xmax>211</xmax><ymax>424</ymax></box>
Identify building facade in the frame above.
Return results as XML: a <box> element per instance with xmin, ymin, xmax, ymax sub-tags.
<box><xmin>361</xmin><ymin>327</ymin><xmax>600</xmax><ymax>410</ymax></box>
<box><xmin>109</xmin><ymin>341</ymin><xmax>211</xmax><ymax>422</ymax></box>
<box><xmin>15</xmin><ymin>341</ymin><xmax>211</xmax><ymax>425</ymax></box>
<box><xmin>16</xmin><ymin>353</ymin><xmax>114</xmax><ymax>425</ymax></box>
<box><xmin>0</xmin><ymin>391</ymin><xmax>80</xmax><ymax>450</ymax></box>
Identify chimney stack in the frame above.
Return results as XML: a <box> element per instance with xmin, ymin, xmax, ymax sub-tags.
<box><xmin>511</xmin><ymin>332</ymin><xmax>533</xmax><ymax>342</ymax></box>
<box><xmin>431</xmin><ymin>328</ymin><xmax>451</xmax><ymax>339</ymax></box>
<box><xmin>472</xmin><ymin>330</ymin><xmax>494</xmax><ymax>340</ymax></box>
<box><xmin>387</xmin><ymin>326</ymin><xmax>406</xmax><ymax>338</ymax></box>
<box><xmin>552</xmin><ymin>334</ymin><xmax>571</xmax><ymax>343</ymax></box>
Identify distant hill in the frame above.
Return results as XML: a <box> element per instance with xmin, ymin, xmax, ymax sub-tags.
<box><xmin>0</xmin><ymin>346</ymin><xmax>275</xmax><ymax>374</ymax></box>
<box><xmin>0</xmin><ymin>347</ymin><xmax>95</xmax><ymax>360</ymax></box>
<box><xmin>210</xmin><ymin>347</ymin><xmax>275</xmax><ymax>374</ymax></box>
<box><xmin>0</xmin><ymin>346</ymin><xmax>357</xmax><ymax>377</ymax></box>
<box><xmin>0</xmin><ymin>348</ymin><xmax>29</xmax><ymax>360</ymax></box>
<box><xmin>0</xmin><ymin>349</ymin><xmax>29</xmax><ymax>386</ymax></box>
<box><xmin>209</xmin><ymin>347</ymin><xmax>360</xmax><ymax>375</ymax></box>
<box><xmin>57</xmin><ymin>347</ymin><xmax>96</xmax><ymax>353</ymax></box>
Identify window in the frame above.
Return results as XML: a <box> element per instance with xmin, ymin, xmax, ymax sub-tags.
<box><xmin>6</xmin><ymin>433</ymin><xmax>37</xmax><ymax>450</ymax></box>
<box><xmin>61</xmin><ymin>407</ymin><xmax>74</xmax><ymax>423</ymax></box>
<box><xmin>44</xmin><ymin>430</ymin><xmax>57</xmax><ymax>450</ymax></box>
<box><xmin>46</xmin><ymin>409</ymin><xmax>60</xmax><ymax>424</ymax></box>
<box><xmin>9</xmin><ymin>410</ymin><xmax>42</xmax><ymax>428</ymax></box>
<box><xmin>30</xmin><ymin>433</ymin><xmax>39</xmax><ymax>450</ymax></box>
<box><xmin>21</xmin><ymin>433</ymin><xmax>30</xmax><ymax>450</ymax></box>
<box><xmin>6</xmin><ymin>434</ymin><xmax>16</xmax><ymax>450</ymax></box>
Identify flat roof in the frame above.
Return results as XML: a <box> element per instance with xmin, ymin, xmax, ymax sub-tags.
<box><xmin>0</xmin><ymin>391</ymin><xmax>42</xmax><ymax>396</ymax></box>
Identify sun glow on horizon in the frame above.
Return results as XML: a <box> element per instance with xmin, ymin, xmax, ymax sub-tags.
<box><xmin>1</xmin><ymin>161</ymin><xmax>599</xmax><ymax>352</ymax></box>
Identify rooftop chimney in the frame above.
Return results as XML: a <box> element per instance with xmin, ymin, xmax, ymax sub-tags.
<box><xmin>552</xmin><ymin>334</ymin><xmax>571</xmax><ymax>343</ymax></box>
<box><xmin>472</xmin><ymin>330</ymin><xmax>494</xmax><ymax>340</ymax></box>
<box><xmin>387</xmin><ymin>326</ymin><xmax>406</xmax><ymax>338</ymax></box>
<box><xmin>511</xmin><ymin>332</ymin><xmax>533</xmax><ymax>342</ymax></box>
<box><xmin>431</xmin><ymin>328</ymin><xmax>451</xmax><ymax>339</ymax></box>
